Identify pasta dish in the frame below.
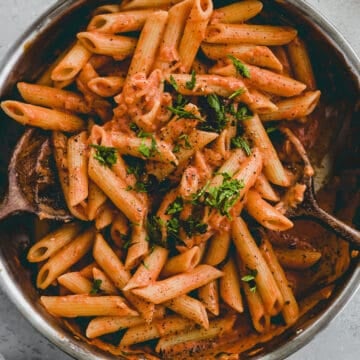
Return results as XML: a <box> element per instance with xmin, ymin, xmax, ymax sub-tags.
<box><xmin>0</xmin><ymin>0</ymin><xmax>356</xmax><ymax>358</ymax></box>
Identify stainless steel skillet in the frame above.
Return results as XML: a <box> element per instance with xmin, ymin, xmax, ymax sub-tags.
<box><xmin>0</xmin><ymin>1</ymin><xmax>359</xmax><ymax>360</ymax></box>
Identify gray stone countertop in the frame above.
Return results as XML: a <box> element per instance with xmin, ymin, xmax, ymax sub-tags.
<box><xmin>0</xmin><ymin>0</ymin><xmax>359</xmax><ymax>359</ymax></box>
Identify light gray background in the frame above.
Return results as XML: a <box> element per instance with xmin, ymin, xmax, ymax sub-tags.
<box><xmin>0</xmin><ymin>0</ymin><xmax>359</xmax><ymax>359</ymax></box>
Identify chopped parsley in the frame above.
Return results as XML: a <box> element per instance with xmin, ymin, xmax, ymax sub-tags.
<box><xmin>241</xmin><ymin>268</ymin><xmax>258</xmax><ymax>292</ymax></box>
<box><xmin>182</xmin><ymin>217</ymin><xmax>208</xmax><ymax>237</ymax></box>
<box><xmin>173</xmin><ymin>134</ymin><xmax>192</xmax><ymax>153</ymax></box>
<box><xmin>185</xmin><ymin>70</ymin><xmax>197</xmax><ymax>90</ymax></box>
<box><xmin>231</xmin><ymin>136</ymin><xmax>252</xmax><ymax>156</ymax></box>
<box><xmin>234</xmin><ymin>104</ymin><xmax>253</xmax><ymax>121</ymax></box>
<box><xmin>229</xmin><ymin>88</ymin><xmax>245</xmax><ymax>100</ymax></box>
<box><xmin>90</xmin><ymin>144</ymin><xmax>117</xmax><ymax>168</ymax></box>
<box><xmin>166</xmin><ymin>197</ymin><xmax>184</xmax><ymax>215</ymax></box>
<box><xmin>169</xmin><ymin>75</ymin><xmax>179</xmax><ymax>91</ymax></box>
<box><xmin>227</xmin><ymin>55</ymin><xmax>251</xmax><ymax>78</ymax></box>
<box><xmin>193</xmin><ymin>173</ymin><xmax>244</xmax><ymax>218</ymax></box>
<box><xmin>167</xmin><ymin>105</ymin><xmax>202</xmax><ymax>120</ymax></box>
<box><xmin>90</xmin><ymin>279</ymin><xmax>102</xmax><ymax>295</ymax></box>
<box><xmin>266</xmin><ymin>126</ymin><xmax>278</xmax><ymax>134</ymax></box>
<box><xmin>138</xmin><ymin>136</ymin><xmax>158</xmax><ymax>159</ymax></box>
<box><xmin>199</xmin><ymin>94</ymin><xmax>229</xmax><ymax>133</ymax></box>
<box><xmin>126</xmin><ymin>181</ymin><xmax>148</xmax><ymax>193</ymax></box>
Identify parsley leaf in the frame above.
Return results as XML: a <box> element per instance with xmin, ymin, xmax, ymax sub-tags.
<box><xmin>266</xmin><ymin>126</ymin><xmax>278</xmax><ymax>134</ymax></box>
<box><xmin>90</xmin><ymin>279</ymin><xmax>102</xmax><ymax>295</ymax></box>
<box><xmin>181</xmin><ymin>217</ymin><xmax>208</xmax><ymax>237</ymax></box>
<box><xmin>167</xmin><ymin>105</ymin><xmax>202</xmax><ymax>120</ymax></box>
<box><xmin>173</xmin><ymin>134</ymin><xmax>192</xmax><ymax>153</ymax></box>
<box><xmin>90</xmin><ymin>144</ymin><xmax>117</xmax><ymax>168</ymax></box>
<box><xmin>138</xmin><ymin>136</ymin><xmax>158</xmax><ymax>159</ymax></box>
<box><xmin>199</xmin><ymin>94</ymin><xmax>229</xmax><ymax>133</ymax></box>
<box><xmin>194</xmin><ymin>173</ymin><xmax>244</xmax><ymax>218</ymax></box>
<box><xmin>227</xmin><ymin>55</ymin><xmax>251</xmax><ymax>78</ymax></box>
<box><xmin>185</xmin><ymin>70</ymin><xmax>197</xmax><ymax>90</ymax></box>
<box><xmin>241</xmin><ymin>268</ymin><xmax>258</xmax><ymax>292</ymax></box>
<box><xmin>169</xmin><ymin>75</ymin><xmax>179</xmax><ymax>91</ymax></box>
<box><xmin>231</xmin><ymin>136</ymin><xmax>252</xmax><ymax>156</ymax></box>
<box><xmin>229</xmin><ymin>88</ymin><xmax>245</xmax><ymax>100</ymax></box>
<box><xmin>166</xmin><ymin>197</ymin><xmax>184</xmax><ymax>215</ymax></box>
<box><xmin>236</xmin><ymin>104</ymin><xmax>253</xmax><ymax>121</ymax></box>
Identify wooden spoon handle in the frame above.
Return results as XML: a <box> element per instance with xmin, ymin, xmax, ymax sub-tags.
<box><xmin>308</xmin><ymin>202</ymin><xmax>360</xmax><ymax>248</ymax></box>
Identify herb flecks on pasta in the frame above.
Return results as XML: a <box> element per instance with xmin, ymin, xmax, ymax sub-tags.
<box><xmin>2</xmin><ymin>0</ymin><xmax>340</xmax><ymax>358</ymax></box>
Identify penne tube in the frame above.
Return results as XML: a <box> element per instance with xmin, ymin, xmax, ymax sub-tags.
<box><xmin>87</xmin><ymin>10</ymin><xmax>153</xmax><ymax>34</ymax></box>
<box><xmin>247</xmin><ymin>88</ymin><xmax>278</xmax><ymax>114</ymax></box>
<box><xmin>88</xmin><ymin>148</ymin><xmax>146</xmax><ymax>224</ymax></box>
<box><xmin>166</xmin><ymin>73</ymin><xmax>252</xmax><ymax>105</ymax></box>
<box><xmin>121</xmin><ymin>0</ymin><xmax>183</xmax><ymax>10</ymax></box>
<box><xmin>51</xmin><ymin>41</ymin><xmax>92</xmax><ymax>82</ymax></box>
<box><xmin>232</xmin><ymin>218</ymin><xmax>284</xmax><ymax>316</ymax></box>
<box><xmin>123</xmin><ymin>290</ymin><xmax>156</xmax><ymax>323</ymax></box>
<box><xmin>254</xmin><ymin>173</ymin><xmax>280</xmax><ymax>202</ymax></box>
<box><xmin>147</xmin><ymin>129</ymin><xmax>218</xmax><ymax>180</ymax></box>
<box><xmin>27</xmin><ymin>222</ymin><xmax>82</xmax><ymax>263</ymax></box>
<box><xmin>87</xmin><ymin>76</ymin><xmax>125</xmax><ymax>97</ymax></box>
<box><xmin>287</xmin><ymin>36</ymin><xmax>316</xmax><ymax>90</ymax></box>
<box><xmin>93</xmin><ymin>5</ymin><xmax>121</xmax><ymax>15</ymax></box>
<box><xmin>178</xmin><ymin>0</ymin><xmax>213</xmax><ymax>73</ymax></box>
<box><xmin>161</xmin><ymin>246</ymin><xmax>201</xmax><ymax>277</ymax></box>
<box><xmin>40</xmin><ymin>295</ymin><xmax>138</xmax><ymax>317</ymax></box>
<box><xmin>110</xmin><ymin>132</ymin><xmax>177</xmax><ymax>164</ymax></box>
<box><xmin>211</xmin><ymin>1</ymin><xmax>263</xmax><ymax>24</ymax></box>
<box><xmin>123</xmin><ymin>246</ymin><xmax>168</xmax><ymax>290</ymax></box>
<box><xmin>210</xmin><ymin>63</ymin><xmax>306</xmax><ymax>97</ymax></box>
<box><xmin>220</xmin><ymin>257</ymin><xmax>244</xmax><ymax>313</ymax></box>
<box><xmin>132</xmin><ymin>265</ymin><xmax>223</xmax><ymax>304</ymax></box>
<box><xmin>120</xmin><ymin>316</ymin><xmax>194</xmax><ymax>347</ymax></box>
<box><xmin>17</xmin><ymin>82</ymin><xmax>90</xmax><ymax>114</ymax></box>
<box><xmin>156</xmin><ymin>316</ymin><xmax>236</xmax><ymax>353</ymax></box>
<box><xmin>124</xmin><ymin>223</ymin><xmax>149</xmax><ymax>270</ymax></box>
<box><xmin>127</xmin><ymin>11</ymin><xmax>168</xmax><ymax>77</ymax></box>
<box><xmin>92</xmin><ymin>267</ymin><xmax>119</xmax><ymax>295</ymax></box>
<box><xmin>164</xmin><ymin>295</ymin><xmax>209</xmax><ymax>329</ymax></box>
<box><xmin>87</xmin><ymin>181</ymin><xmax>107</xmax><ymax>221</ymax></box>
<box><xmin>67</xmin><ymin>131</ymin><xmax>89</xmax><ymax>207</ymax></box>
<box><xmin>93</xmin><ymin>233</ymin><xmax>131</xmax><ymax>290</ymax></box>
<box><xmin>178</xmin><ymin>166</ymin><xmax>200</xmax><ymax>201</ymax></box>
<box><xmin>86</xmin><ymin>315</ymin><xmax>143</xmax><ymax>338</ymax></box>
<box><xmin>201</xmin><ymin>43</ymin><xmax>283</xmax><ymax>71</ymax></box>
<box><xmin>36</xmin><ymin>227</ymin><xmax>95</xmax><ymax>289</ymax></box>
<box><xmin>205</xmin><ymin>23</ymin><xmax>297</xmax><ymax>46</ymax></box>
<box><xmin>243</xmin><ymin>114</ymin><xmax>291</xmax><ymax>186</ymax></box>
<box><xmin>198</xmin><ymin>280</ymin><xmax>219</xmax><ymax>316</ymax></box>
<box><xmin>78</xmin><ymin>262</ymin><xmax>97</xmax><ymax>279</ymax></box>
<box><xmin>77</xmin><ymin>32</ymin><xmax>137</xmax><ymax>60</ymax></box>
<box><xmin>57</xmin><ymin>272</ymin><xmax>93</xmax><ymax>294</ymax></box>
<box><xmin>259</xmin><ymin>236</ymin><xmax>299</xmax><ymax>325</ymax></box>
<box><xmin>1</xmin><ymin>101</ymin><xmax>85</xmax><ymax>132</ymax></box>
<box><xmin>259</xmin><ymin>91</ymin><xmax>321</xmax><ymax>121</ymax></box>
<box><xmin>274</xmin><ymin>248</ymin><xmax>322</xmax><ymax>270</ymax></box>
<box><xmin>245</xmin><ymin>189</ymin><xmax>294</xmax><ymax>231</ymax></box>
<box><xmin>110</xmin><ymin>212</ymin><xmax>130</xmax><ymax>248</ymax></box>
<box><xmin>203</xmin><ymin>230</ymin><xmax>231</xmax><ymax>266</ymax></box>
<box><xmin>153</xmin><ymin>0</ymin><xmax>193</xmax><ymax>71</ymax></box>
<box><xmin>241</xmin><ymin>268</ymin><xmax>270</xmax><ymax>333</ymax></box>
<box><xmin>95</xmin><ymin>202</ymin><xmax>116</xmax><ymax>230</ymax></box>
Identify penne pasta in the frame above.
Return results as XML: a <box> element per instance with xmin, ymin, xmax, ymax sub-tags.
<box><xmin>36</xmin><ymin>227</ymin><xmax>95</xmax><ymax>289</ymax></box>
<box><xmin>57</xmin><ymin>272</ymin><xmax>93</xmax><ymax>295</ymax></box>
<box><xmin>132</xmin><ymin>265</ymin><xmax>223</xmax><ymax>304</ymax></box>
<box><xmin>41</xmin><ymin>295</ymin><xmax>138</xmax><ymax>317</ymax></box>
<box><xmin>198</xmin><ymin>280</ymin><xmax>220</xmax><ymax>316</ymax></box>
<box><xmin>274</xmin><ymin>248</ymin><xmax>322</xmax><ymax>270</ymax></box>
<box><xmin>27</xmin><ymin>222</ymin><xmax>82</xmax><ymax>263</ymax></box>
<box><xmin>1</xmin><ymin>101</ymin><xmax>85</xmax><ymax>132</ymax></box>
<box><xmin>205</xmin><ymin>23</ymin><xmax>297</xmax><ymax>46</ymax></box>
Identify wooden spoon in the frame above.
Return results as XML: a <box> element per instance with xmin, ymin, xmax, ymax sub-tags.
<box><xmin>279</xmin><ymin>127</ymin><xmax>360</xmax><ymax>248</ymax></box>
<box><xmin>0</xmin><ymin>128</ymin><xmax>73</xmax><ymax>221</ymax></box>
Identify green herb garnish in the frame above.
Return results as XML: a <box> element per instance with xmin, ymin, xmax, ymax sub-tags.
<box><xmin>185</xmin><ymin>70</ymin><xmax>197</xmax><ymax>90</ymax></box>
<box><xmin>229</xmin><ymin>88</ymin><xmax>245</xmax><ymax>100</ymax></box>
<box><xmin>231</xmin><ymin>136</ymin><xmax>252</xmax><ymax>156</ymax></box>
<box><xmin>169</xmin><ymin>75</ymin><xmax>179</xmax><ymax>91</ymax></box>
<box><xmin>138</xmin><ymin>136</ymin><xmax>158</xmax><ymax>159</ymax></box>
<box><xmin>166</xmin><ymin>197</ymin><xmax>184</xmax><ymax>215</ymax></box>
<box><xmin>90</xmin><ymin>279</ymin><xmax>102</xmax><ymax>295</ymax></box>
<box><xmin>90</xmin><ymin>144</ymin><xmax>117</xmax><ymax>168</ymax></box>
<box><xmin>241</xmin><ymin>268</ymin><xmax>258</xmax><ymax>292</ymax></box>
<box><xmin>182</xmin><ymin>217</ymin><xmax>208</xmax><ymax>237</ymax></box>
<box><xmin>227</xmin><ymin>55</ymin><xmax>251</xmax><ymax>78</ymax></box>
<box><xmin>173</xmin><ymin>134</ymin><xmax>192</xmax><ymax>153</ymax></box>
<box><xmin>194</xmin><ymin>173</ymin><xmax>244</xmax><ymax>218</ymax></box>
<box><xmin>167</xmin><ymin>105</ymin><xmax>202</xmax><ymax>120</ymax></box>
